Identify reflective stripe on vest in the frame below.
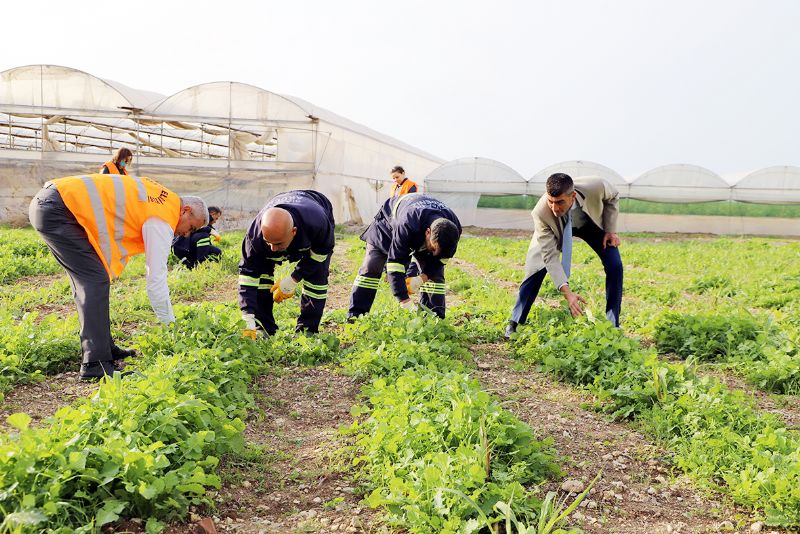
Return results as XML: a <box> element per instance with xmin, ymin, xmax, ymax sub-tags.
<box><xmin>103</xmin><ymin>161</ymin><xmax>129</xmax><ymax>175</ymax></box>
<box><xmin>390</xmin><ymin>178</ymin><xmax>418</xmax><ymax>198</ymax></box>
<box><xmin>53</xmin><ymin>174</ymin><xmax>180</xmax><ymax>279</ymax></box>
<box><xmin>391</xmin><ymin>192</ymin><xmax>421</xmax><ymax>219</ymax></box>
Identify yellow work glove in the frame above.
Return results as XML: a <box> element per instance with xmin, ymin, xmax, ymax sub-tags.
<box><xmin>242</xmin><ymin>329</ymin><xmax>258</xmax><ymax>340</ymax></box>
<box><xmin>405</xmin><ymin>276</ymin><xmax>424</xmax><ymax>295</ymax></box>
<box><xmin>271</xmin><ymin>276</ymin><xmax>297</xmax><ymax>303</ymax></box>
<box><xmin>242</xmin><ymin>313</ymin><xmax>259</xmax><ymax>339</ymax></box>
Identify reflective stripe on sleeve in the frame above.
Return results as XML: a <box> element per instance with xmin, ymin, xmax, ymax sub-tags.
<box><xmin>309</xmin><ymin>250</ymin><xmax>328</xmax><ymax>262</ymax></box>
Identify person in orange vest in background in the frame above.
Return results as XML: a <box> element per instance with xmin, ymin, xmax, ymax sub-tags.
<box><xmin>29</xmin><ymin>174</ymin><xmax>208</xmax><ymax>380</ymax></box>
<box><xmin>101</xmin><ymin>147</ymin><xmax>133</xmax><ymax>175</ymax></box>
<box><xmin>389</xmin><ymin>165</ymin><xmax>418</xmax><ymax>197</ymax></box>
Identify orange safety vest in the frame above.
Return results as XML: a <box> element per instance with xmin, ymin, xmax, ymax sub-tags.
<box><xmin>390</xmin><ymin>178</ymin><xmax>418</xmax><ymax>197</ymax></box>
<box><xmin>102</xmin><ymin>160</ymin><xmax>128</xmax><ymax>175</ymax></box>
<box><xmin>52</xmin><ymin>174</ymin><xmax>181</xmax><ymax>279</ymax></box>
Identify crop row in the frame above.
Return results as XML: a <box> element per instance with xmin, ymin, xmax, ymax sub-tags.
<box><xmin>456</xmin><ymin>235</ymin><xmax>800</xmax><ymax>395</ymax></box>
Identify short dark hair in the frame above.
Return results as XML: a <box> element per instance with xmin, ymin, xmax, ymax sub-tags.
<box><xmin>546</xmin><ymin>173</ymin><xmax>574</xmax><ymax>197</ymax></box>
<box><xmin>391</xmin><ymin>165</ymin><xmax>405</xmax><ymax>174</ymax></box>
<box><xmin>208</xmin><ymin>206</ymin><xmax>222</xmax><ymax>216</ymax></box>
<box><xmin>430</xmin><ymin>218</ymin><xmax>460</xmax><ymax>258</ymax></box>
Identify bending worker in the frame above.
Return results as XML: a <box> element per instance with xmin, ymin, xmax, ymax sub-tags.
<box><xmin>29</xmin><ymin>174</ymin><xmax>208</xmax><ymax>379</ymax></box>
<box><xmin>348</xmin><ymin>193</ymin><xmax>461</xmax><ymax>319</ymax></box>
<box><xmin>239</xmin><ymin>190</ymin><xmax>335</xmax><ymax>337</ymax></box>
<box><xmin>173</xmin><ymin>206</ymin><xmax>223</xmax><ymax>268</ymax></box>
<box><xmin>101</xmin><ymin>147</ymin><xmax>133</xmax><ymax>175</ymax></box>
<box><xmin>505</xmin><ymin>172</ymin><xmax>623</xmax><ymax>338</ymax></box>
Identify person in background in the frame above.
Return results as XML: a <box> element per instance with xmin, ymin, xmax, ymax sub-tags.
<box><xmin>239</xmin><ymin>191</ymin><xmax>335</xmax><ymax>338</ymax></box>
<box><xmin>348</xmin><ymin>193</ymin><xmax>461</xmax><ymax>319</ymax></box>
<box><xmin>389</xmin><ymin>165</ymin><xmax>418</xmax><ymax>197</ymax></box>
<box><xmin>101</xmin><ymin>147</ymin><xmax>133</xmax><ymax>175</ymax></box>
<box><xmin>29</xmin><ymin>173</ymin><xmax>208</xmax><ymax>379</ymax></box>
<box><xmin>505</xmin><ymin>173</ymin><xmax>623</xmax><ymax>338</ymax></box>
<box><xmin>172</xmin><ymin>206</ymin><xmax>223</xmax><ymax>268</ymax></box>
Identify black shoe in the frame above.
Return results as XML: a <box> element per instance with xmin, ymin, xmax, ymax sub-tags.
<box><xmin>111</xmin><ymin>344</ymin><xmax>137</xmax><ymax>361</ymax></box>
<box><xmin>504</xmin><ymin>321</ymin><xmax>518</xmax><ymax>339</ymax></box>
<box><xmin>111</xmin><ymin>345</ymin><xmax>136</xmax><ymax>360</ymax></box>
<box><xmin>80</xmin><ymin>360</ymin><xmax>127</xmax><ymax>380</ymax></box>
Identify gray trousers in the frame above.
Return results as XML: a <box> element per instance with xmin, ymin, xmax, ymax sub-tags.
<box><xmin>29</xmin><ymin>183</ymin><xmax>113</xmax><ymax>364</ymax></box>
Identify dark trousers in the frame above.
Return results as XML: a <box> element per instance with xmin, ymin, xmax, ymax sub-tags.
<box><xmin>348</xmin><ymin>243</ymin><xmax>447</xmax><ymax>318</ymax></box>
<box><xmin>28</xmin><ymin>184</ymin><xmax>114</xmax><ymax>364</ymax></box>
<box><xmin>510</xmin><ymin>220</ymin><xmax>623</xmax><ymax>327</ymax></box>
<box><xmin>239</xmin><ymin>257</ymin><xmax>331</xmax><ymax>335</ymax></box>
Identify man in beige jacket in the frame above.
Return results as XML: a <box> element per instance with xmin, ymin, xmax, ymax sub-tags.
<box><xmin>505</xmin><ymin>173</ymin><xmax>623</xmax><ymax>337</ymax></box>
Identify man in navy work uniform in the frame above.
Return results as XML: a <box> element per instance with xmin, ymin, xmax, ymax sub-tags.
<box><xmin>348</xmin><ymin>193</ymin><xmax>461</xmax><ymax>319</ymax></box>
<box><xmin>239</xmin><ymin>190</ymin><xmax>335</xmax><ymax>337</ymax></box>
<box><xmin>173</xmin><ymin>206</ymin><xmax>223</xmax><ymax>268</ymax></box>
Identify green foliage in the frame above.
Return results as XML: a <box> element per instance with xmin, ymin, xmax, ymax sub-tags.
<box><xmin>0</xmin><ymin>312</ymin><xmax>79</xmax><ymax>399</ymax></box>
<box><xmin>351</xmin><ymin>369</ymin><xmax>559</xmax><ymax>533</ymax></box>
<box><xmin>653</xmin><ymin>311</ymin><xmax>766</xmax><ymax>361</ymax></box>
<box><xmin>0</xmin><ymin>228</ymin><xmax>61</xmax><ymax>284</ymax></box>
<box><xmin>0</xmin><ymin>303</ymin><xmax>338</xmax><ymax>531</ymax></box>
<box><xmin>511</xmin><ymin>315</ymin><xmax>800</xmax><ymax>526</ymax></box>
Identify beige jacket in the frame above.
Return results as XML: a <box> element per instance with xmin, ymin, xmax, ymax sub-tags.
<box><xmin>523</xmin><ymin>176</ymin><xmax>619</xmax><ymax>288</ymax></box>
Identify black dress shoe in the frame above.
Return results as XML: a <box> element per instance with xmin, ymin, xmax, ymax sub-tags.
<box><xmin>80</xmin><ymin>360</ymin><xmax>128</xmax><ymax>380</ymax></box>
<box><xmin>111</xmin><ymin>344</ymin><xmax>137</xmax><ymax>361</ymax></box>
<box><xmin>504</xmin><ymin>321</ymin><xmax>518</xmax><ymax>339</ymax></box>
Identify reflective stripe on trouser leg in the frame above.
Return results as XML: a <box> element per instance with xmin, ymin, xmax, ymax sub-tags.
<box><xmin>415</xmin><ymin>253</ymin><xmax>448</xmax><ymax>319</ymax></box>
<box><xmin>239</xmin><ymin>266</ymin><xmax>277</xmax><ymax>335</ymax></box>
<box><xmin>297</xmin><ymin>255</ymin><xmax>332</xmax><ymax>333</ymax></box>
<box><xmin>348</xmin><ymin>243</ymin><xmax>387</xmax><ymax>317</ymax></box>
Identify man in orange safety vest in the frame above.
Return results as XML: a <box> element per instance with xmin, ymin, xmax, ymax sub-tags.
<box><xmin>29</xmin><ymin>173</ymin><xmax>208</xmax><ymax>380</ymax></box>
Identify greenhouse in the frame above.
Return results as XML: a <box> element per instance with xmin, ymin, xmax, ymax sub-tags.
<box><xmin>0</xmin><ymin>64</ymin><xmax>443</xmax><ymax>226</ymax></box>
<box><xmin>1</xmin><ymin>64</ymin><xmax>799</xmax><ymax>234</ymax></box>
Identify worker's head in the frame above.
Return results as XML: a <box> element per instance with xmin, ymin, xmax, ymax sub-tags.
<box><xmin>113</xmin><ymin>147</ymin><xmax>133</xmax><ymax>169</ymax></box>
<box><xmin>261</xmin><ymin>207</ymin><xmax>296</xmax><ymax>252</ymax></box>
<box><xmin>208</xmin><ymin>206</ymin><xmax>222</xmax><ymax>225</ymax></box>
<box><xmin>425</xmin><ymin>218</ymin><xmax>460</xmax><ymax>259</ymax></box>
<box><xmin>545</xmin><ymin>173</ymin><xmax>576</xmax><ymax>218</ymax></box>
<box><xmin>390</xmin><ymin>165</ymin><xmax>406</xmax><ymax>185</ymax></box>
<box><xmin>175</xmin><ymin>196</ymin><xmax>210</xmax><ymax>237</ymax></box>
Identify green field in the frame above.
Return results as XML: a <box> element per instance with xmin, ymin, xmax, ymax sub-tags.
<box><xmin>478</xmin><ymin>195</ymin><xmax>800</xmax><ymax>218</ymax></box>
<box><xmin>0</xmin><ymin>226</ymin><xmax>798</xmax><ymax>532</ymax></box>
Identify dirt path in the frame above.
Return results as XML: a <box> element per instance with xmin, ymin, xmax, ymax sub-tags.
<box><xmin>166</xmin><ymin>366</ymin><xmax>383</xmax><ymax>534</ymax></box>
<box><xmin>472</xmin><ymin>344</ymin><xmax>767</xmax><ymax>534</ymax></box>
<box><xmin>0</xmin><ymin>372</ymin><xmax>97</xmax><ymax>433</ymax></box>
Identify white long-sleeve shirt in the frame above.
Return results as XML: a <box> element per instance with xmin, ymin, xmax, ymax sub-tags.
<box><xmin>142</xmin><ymin>217</ymin><xmax>176</xmax><ymax>323</ymax></box>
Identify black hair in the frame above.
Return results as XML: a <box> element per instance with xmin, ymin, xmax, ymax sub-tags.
<box><xmin>208</xmin><ymin>206</ymin><xmax>222</xmax><ymax>216</ymax></box>
<box><xmin>391</xmin><ymin>165</ymin><xmax>405</xmax><ymax>174</ymax></box>
<box><xmin>546</xmin><ymin>173</ymin><xmax>574</xmax><ymax>197</ymax></box>
<box><xmin>430</xmin><ymin>218</ymin><xmax>460</xmax><ymax>258</ymax></box>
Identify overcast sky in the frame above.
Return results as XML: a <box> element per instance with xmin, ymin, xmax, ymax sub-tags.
<box><xmin>5</xmin><ymin>0</ymin><xmax>799</xmax><ymax>179</ymax></box>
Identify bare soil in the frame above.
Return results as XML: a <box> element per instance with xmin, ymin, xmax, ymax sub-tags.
<box><xmin>471</xmin><ymin>344</ymin><xmax>772</xmax><ymax>533</ymax></box>
<box><xmin>161</xmin><ymin>366</ymin><xmax>385</xmax><ymax>534</ymax></box>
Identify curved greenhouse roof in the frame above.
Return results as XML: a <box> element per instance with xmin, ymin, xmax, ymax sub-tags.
<box><xmin>629</xmin><ymin>164</ymin><xmax>730</xmax><ymax>202</ymax></box>
<box><xmin>529</xmin><ymin>160</ymin><xmax>627</xmax><ymax>192</ymax></box>
<box><xmin>732</xmin><ymin>165</ymin><xmax>800</xmax><ymax>204</ymax></box>
<box><xmin>426</xmin><ymin>157</ymin><xmax>527</xmax><ymax>194</ymax></box>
